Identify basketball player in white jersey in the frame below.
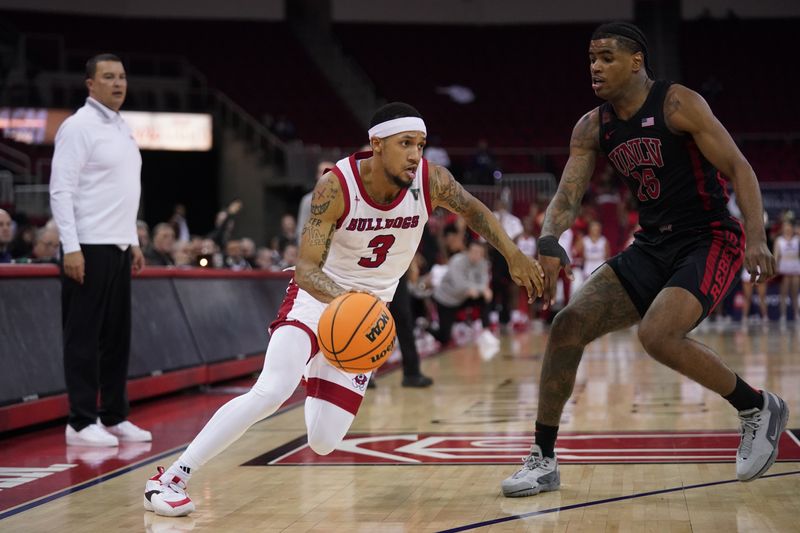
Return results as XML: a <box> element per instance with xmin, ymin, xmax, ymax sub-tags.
<box><xmin>774</xmin><ymin>220</ymin><xmax>800</xmax><ymax>322</ymax></box>
<box><xmin>143</xmin><ymin>102</ymin><xmax>544</xmax><ymax>517</ymax></box>
<box><xmin>577</xmin><ymin>220</ymin><xmax>610</xmax><ymax>278</ymax></box>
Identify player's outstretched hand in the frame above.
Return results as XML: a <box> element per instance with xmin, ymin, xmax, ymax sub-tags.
<box><xmin>745</xmin><ymin>240</ymin><xmax>776</xmax><ymax>284</ymax></box>
<box><xmin>538</xmin><ymin>255</ymin><xmax>574</xmax><ymax>310</ymax></box>
<box><xmin>508</xmin><ymin>250</ymin><xmax>544</xmax><ymax>303</ymax></box>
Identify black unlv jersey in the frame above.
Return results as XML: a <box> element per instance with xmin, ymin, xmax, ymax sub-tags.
<box><xmin>598</xmin><ymin>80</ymin><xmax>730</xmax><ymax>237</ymax></box>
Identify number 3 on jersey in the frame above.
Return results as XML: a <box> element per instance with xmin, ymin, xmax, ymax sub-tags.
<box><xmin>359</xmin><ymin>235</ymin><xmax>396</xmax><ymax>268</ymax></box>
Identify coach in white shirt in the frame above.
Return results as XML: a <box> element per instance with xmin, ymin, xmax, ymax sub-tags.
<box><xmin>50</xmin><ymin>53</ymin><xmax>151</xmax><ymax>447</ymax></box>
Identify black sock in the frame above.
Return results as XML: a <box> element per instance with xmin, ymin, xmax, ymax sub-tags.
<box><xmin>723</xmin><ymin>374</ymin><xmax>763</xmax><ymax>412</ymax></box>
<box><xmin>534</xmin><ymin>421</ymin><xmax>559</xmax><ymax>458</ymax></box>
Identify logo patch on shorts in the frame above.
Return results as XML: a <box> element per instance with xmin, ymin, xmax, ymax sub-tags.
<box><xmin>352</xmin><ymin>374</ymin><xmax>369</xmax><ymax>391</ymax></box>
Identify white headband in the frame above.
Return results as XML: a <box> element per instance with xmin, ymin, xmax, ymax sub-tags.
<box><xmin>368</xmin><ymin>117</ymin><xmax>427</xmax><ymax>140</ymax></box>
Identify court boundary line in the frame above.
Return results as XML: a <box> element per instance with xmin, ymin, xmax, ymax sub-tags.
<box><xmin>435</xmin><ymin>469</ymin><xmax>800</xmax><ymax>533</ymax></box>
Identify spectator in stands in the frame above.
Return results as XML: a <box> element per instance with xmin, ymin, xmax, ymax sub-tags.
<box><xmin>224</xmin><ymin>239</ymin><xmax>250</xmax><ymax>271</ymax></box>
<box><xmin>145</xmin><ymin>223</ymin><xmax>176</xmax><ymax>266</ymax></box>
<box><xmin>0</xmin><ymin>208</ymin><xmax>12</xmax><ymax>263</ymax></box>
<box><xmin>198</xmin><ymin>238</ymin><xmax>222</xmax><ymax>268</ymax></box>
<box><xmin>591</xmin><ymin>166</ymin><xmax>624</xmax><ymax>253</ymax></box>
<box><xmin>169</xmin><ymin>203</ymin><xmax>190</xmax><ymax>242</ymax></box>
<box><xmin>297</xmin><ymin>160</ymin><xmax>335</xmax><ymax>241</ymax></box>
<box><xmin>255</xmin><ymin>247</ymin><xmax>276</xmax><ymax>270</ymax></box>
<box><xmin>277</xmin><ymin>213</ymin><xmax>298</xmax><ymax>253</ymax></box>
<box><xmin>29</xmin><ymin>226</ymin><xmax>60</xmax><ymax>263</ymax></box>
<box><xmin>136</xmin><ymin>220</ymin><xmax>150</xmax><ymax>253</ymax></box>
<box><xmin>431</xmin><ymin>241</ymin><xmax>499</xmax><ymax>350</ymax></box>
<box><xmin>442</xmin><ymin>222</ymin><xmax>465</xmax><ymax>258</ymax></box>
<box><xmin>273</xmin><ymin>243</ymin><xmax>298</xmax><ymax>271</ymax></box>
<box><xmin>172</xmin><ymin>241</ymin><xmax>193</xmax><ymax>267</ymax></box>
<box><xmin>467</xmin><ymin>139</ymin><xmax>499</xmax><ymax>185</ymax></box>
<box><xmin>189</xmin><ymin>236</ymin><xmax>204</xmax><ymax>262</ymax></box>
<box><xmin>423</xmin><ymin>134</ymin><xmax>451</xmax><ymax>168</ymax></box>
<box><xmin>209</xmin><ymin>199</ymin><xmax>242</xmax><ymax>249</ymax></box>
<box><xmin>240</xmin><ymin>237</ymin><xmax>257</xmax><ymax>268</ymax></box>
<box><xmin>7</xmin><ymin>213</ymin><xmax>35</xmax><ymax>259</ymax></box>
<box><xmin>49</xmin><ymin>53</ymin><xmax>150</xmax><ymax>447</ymax></box>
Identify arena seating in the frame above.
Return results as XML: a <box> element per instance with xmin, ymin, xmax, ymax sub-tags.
<box><xmin>0</xmin><ymin>11</ymin><xmax>364</xmax><ymax>146</ymax></box>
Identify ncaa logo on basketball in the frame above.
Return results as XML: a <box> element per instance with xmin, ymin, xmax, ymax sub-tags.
<box><xmin>352</xmin><ymin>374</ymin><xmax>369</xmax><ymax>391</ymax></box>
<box><xmin>366</xmin><ymin>311</ymin><xmax>390</xmax><ymax>342</ymax></box>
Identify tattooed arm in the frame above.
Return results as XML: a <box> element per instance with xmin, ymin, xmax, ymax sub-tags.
<box><xmin>541</xmin><ymin>108</ymin><xmax>600</xmax><ymax>238</ymax></box>
<box><xmin>295</xmin><ymin>172</ymin><xmax>348</xmax><ymax>303</ymax></box>
<box><xmin>538</xmin><ymin>108</ymin><xmax>600</xmax><ymax>306</ymax></box>
<box><xmin>429</xmin><ymin>164</ymin><xmax>543</xmax><ymax>299</ymax></box>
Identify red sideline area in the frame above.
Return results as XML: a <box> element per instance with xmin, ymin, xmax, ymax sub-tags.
<box><xmin>0</xmin><ymin>354</ymin><xmax>266</xmax><ymax>433</ymax></box>
<box><xmin>0</xmin><ymin>377</ymin><xmax>308</xmax><ymax>516</ymax></box>
<box><xmin>0</xmin><ymin>352</ymin><xmax>421</xmax><ymax>516</ymax></box>
<box><xmin>0</xmin><ymin>265</ymin><xmax>293</xmax><ymax>433</ymax></box>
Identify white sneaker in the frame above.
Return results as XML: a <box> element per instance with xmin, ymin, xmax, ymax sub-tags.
<box><xmin>66</xmin><ymin>424</ymin><xmax>119</xmax><ymax>447</ymax></box>
<box><xmin>144</xmin><ymin>466</ymin><xmax>195</xmax><ymax>517</ymax></box>
<box><xmin>99</xmin><ymin>420</ymin><xmax>152</xmax><ymax>442</ymax></box>
<box><xmin>501</xmin><ymin>444</ymin><xmax>560</xmax><ymax>497</ymax></box>
<box><xmin>477</xmin><ymin>329</ymin><xmax>500</xmax><ymax>346</ymax></box>
<box><xmin>736</xmin><ymin>390</ymin><xmax>789</xmax><ymax>481</ymax></box>
<box><xmin>476</xmin><ymin>329</ymin><xmax>500</xmax><ymax>360</ymax></box>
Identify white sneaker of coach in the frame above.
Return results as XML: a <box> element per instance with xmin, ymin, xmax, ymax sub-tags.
<box><xmin>477</xmin><ymin>329</ymin><xmax>501</xmax><ymax>361</ymax></box>
<box><xmin>99</xmin><ymin>420</ymin><xmax>153</xmax><ymax>442</ymax></box>
<box><xmin>66</xmin><ymin>423</ymin><xmax>119</xmax><ymax>447</ymax></box>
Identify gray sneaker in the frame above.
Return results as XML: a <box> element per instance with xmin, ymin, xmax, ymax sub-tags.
<box><xmin>736</xmin><ymin>390</ymin><xmax>789</xmax><ymax>482</ymax></box>
<box><xmin>501</xmin><ymin>444</ymin><xmax>560</xmax><ymax>497</ymax></box>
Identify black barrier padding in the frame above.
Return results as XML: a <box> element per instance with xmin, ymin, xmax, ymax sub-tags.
<box><xmin>0</xmin><ymin>278</ymin><xmax>65</xmax><ymax>405</ymax></box>
<box><xmin>174</xmin><ymin>277</ymin><xmax>289</xmax><ymax>363</ymax></box>
<box><xmin>129</xmin><ymin>278</ymin><xmax>204</xmax><ymax>378</ymax></box>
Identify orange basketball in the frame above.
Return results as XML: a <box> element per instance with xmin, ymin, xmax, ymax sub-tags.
<box><xmin>317</xmin><ymin>292</ymin><xmax>396</xmax><ymax>373</ymax></box>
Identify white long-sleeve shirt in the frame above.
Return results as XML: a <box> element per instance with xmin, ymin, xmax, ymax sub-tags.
<box><xmin>50</xmin><ymin>97</ymin><xmax>141</xmax><ymax>254</ymax></box>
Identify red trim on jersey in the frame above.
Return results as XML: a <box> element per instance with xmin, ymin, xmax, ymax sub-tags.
<box><xmin>349</xmin><ymin>151</ymin><xmax>409</xmax><ymax>211</ymax></box>
<box><xmin>329</xmin><ymin>165</ymin><xmax>350</xmax><ymax>229</ymax></box>
<box><xmin>700</xmin><ymin>232</ymin><xmax>723</xmax><ymax>295</ymax></box>
<box><xmin>422</xmin><ymin>158</ymin><xmax>432</xmax><ymax>216</ymax></box>
<box><xmin>268</xmin><ymin>278</ymin><xmax>320</xmax><ymax>360</ymax></box>
<box><xmin>687</xmin><ymin>141</ymin><xmax>712</xmax><ymax>211</ymax></box>
<box><xmin>305</xmin><ymin>377</ymin><xmax>363</xmax><ymax>415</ymax></box>
<box><xmin>716</xmin><ymin>171</ymin><xmax>730</xmax><ymax>201</ymax></box>
<box><xmin>709</xmin><ymin>243</ymin><xmax>744</xmax><ymax>313</ymax></box>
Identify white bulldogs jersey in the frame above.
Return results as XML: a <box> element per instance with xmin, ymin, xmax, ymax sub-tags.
<box><xmin>324</xmin><ymin>151</ymin><xmax>432</xmax><ymax>301</ymax></box>
<box><xmin>582</xmin><ymin>235</ymin><xmax>608</xmax><ymax>275</ymax></box>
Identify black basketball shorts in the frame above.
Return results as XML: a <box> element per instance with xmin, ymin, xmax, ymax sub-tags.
<box><xmin>607</xmin><ymin>219</ymin><xmax>745</xmax><ymax>322</ymax></box>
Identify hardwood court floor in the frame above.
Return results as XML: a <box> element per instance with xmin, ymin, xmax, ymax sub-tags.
<box><xmin>2</xmin><ymin>322</ymin><xmax>799</xmax><ymax>532</ymax></box>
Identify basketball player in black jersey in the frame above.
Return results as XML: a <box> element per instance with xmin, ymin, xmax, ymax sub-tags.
<box><xmin>502</xmin><ymin>22</ymin><xmax>789</xmax><ymax>497</ymax></box>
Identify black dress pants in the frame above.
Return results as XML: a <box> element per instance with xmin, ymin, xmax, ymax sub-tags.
<box><xmin>62</xmin><ymin>245</ymin><xmax>131</xmax><ymax>431</ymax></box>
<box><xmin>432</xmin><ymin>296</ymin><xmax>491</xmax><ymax>345</ymax></box>
<box><xmin>392</xmin><ymin>273</ymin><xmax>422</xmax><ymax>377</ymax></box>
